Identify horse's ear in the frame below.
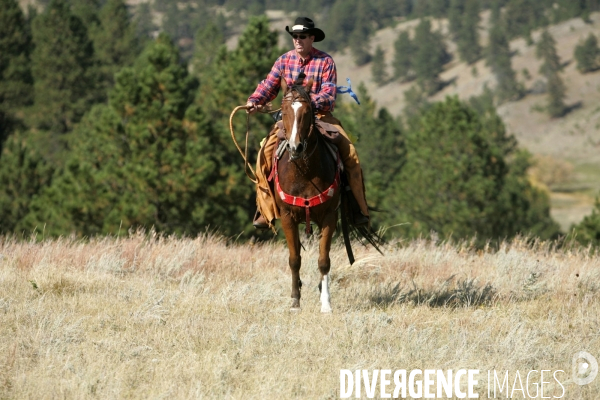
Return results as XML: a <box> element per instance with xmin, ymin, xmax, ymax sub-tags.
<box><xmin>280</xmin><ymin>78</ymin><xmax>288</xmax><ymax>94</ymax></box>
<box><xmin>304</xmin><ymin>78</ymin><xmax>314</xmax><ymax>93</ymax></box>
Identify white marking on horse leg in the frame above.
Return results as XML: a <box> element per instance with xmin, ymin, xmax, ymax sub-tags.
<box><xmin>290</xmin><ymin>100</ymin><xmax>302</xmax><ymax>148</ymax></box>
<box><xmin>320</xmin><ymin>274</ymin><xmax>332</xmax><ymax>313</ymax></box>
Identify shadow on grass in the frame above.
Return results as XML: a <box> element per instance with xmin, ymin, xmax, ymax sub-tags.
<box><xmin>563</xmin><ymin>101</ymin><xmax>583</xmax><ymax>116</ymax></box>
<box><xmin>369</xmin><ymin>277</ymin><xmax>497</xmax><ymax>308</ymax></box>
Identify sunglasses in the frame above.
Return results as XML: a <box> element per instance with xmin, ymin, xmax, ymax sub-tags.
<box><xmin>292</xmin><ymin>34</ymin><xmax>308</xmax><ymax>40</ymax></box>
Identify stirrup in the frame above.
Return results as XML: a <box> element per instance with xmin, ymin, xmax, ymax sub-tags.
<box><xmin>353</xmin><ymin>212</ymin><xmax>370</xmax><ymax>227</ymax></box>
<box><xmin>253</xmin><ymin>211</ymin><xmax>269</xmax><ymax>230</ymax></box>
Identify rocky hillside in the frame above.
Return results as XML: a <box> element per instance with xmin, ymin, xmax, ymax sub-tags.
<box><xmin>329</xmin><ymin>12</ymin><xmax>600</xmax><ymax>231</ymax></box>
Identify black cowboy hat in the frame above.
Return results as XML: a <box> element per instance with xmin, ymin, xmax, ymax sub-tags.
<box><xmin>285</xmin><ymin>17</ymin><xmax>325</xmax><ymax>42</ymax></box>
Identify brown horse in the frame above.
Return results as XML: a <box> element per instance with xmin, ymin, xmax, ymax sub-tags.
<box><xmin>274</xmin><ymin>78</ymin><xmax>341</xmax><ymax>313</ymax></box>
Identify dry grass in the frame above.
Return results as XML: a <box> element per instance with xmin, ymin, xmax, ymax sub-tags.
<box><xmin>0</xmin><ymin>232</ymin><xmax>599</xmax><ymax>399</ymax></box>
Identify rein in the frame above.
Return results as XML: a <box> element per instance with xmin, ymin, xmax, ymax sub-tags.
<box><xmin>229</xmin><ymin>104</ymin><xmax>281</xmax><ymax>184</ymax></box>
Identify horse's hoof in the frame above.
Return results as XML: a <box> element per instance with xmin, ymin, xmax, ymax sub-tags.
<box><xmin>321</xmin><ymin>304</ymin><xmax>332</xmax><ymax>313</ymax></box>
<box><xmin>290</xmin><ymin>306</ymin><xmax>301</xmax><ymax>312</ymax></box>
<box><xmin>290</xmin><ymin>299</ymin><xmax>301</xmax><ymax>311</ymax></box>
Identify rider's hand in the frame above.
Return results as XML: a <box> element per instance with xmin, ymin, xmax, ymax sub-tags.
<box><xmin>246</xmin><ymin>102</ymin><xmax>261</xmax><ymax>114</ymax></box>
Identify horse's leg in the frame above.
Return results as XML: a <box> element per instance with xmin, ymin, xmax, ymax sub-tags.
<box><xmin>281</xmin><ymin>216</ymin><xmax>302</xmax><ymax>311</ymax></box>
<box><xmin>318</xmin><ymin>211</ymin><xmax>337</xmax><ymax>313</ymax></box>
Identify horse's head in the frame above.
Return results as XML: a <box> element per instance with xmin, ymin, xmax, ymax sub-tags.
<box><xmin>280</xmin><ymin>78</ymin><xmax>314</xmax><ymax>160</ymax></box>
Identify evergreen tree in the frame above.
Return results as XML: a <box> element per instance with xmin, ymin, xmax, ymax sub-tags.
<box><xmin>30</xmin><ymin>0</ymin><xmax>99</xmax><ymax>133</ymax></box>
<box><xmin>575</xmin><ymin>33</ymin><xmax>600</xmax><ymax>73</ymax></box>
<box><xmin>70</xmin><ymin>0</ymin><xmax>101</xmax><ymax>29</ymax></box>
<box><xmin>393</xmin><ymin>31</ymin><xmax>413</xmax><ymax>81</ymax></box>
<box><xmin>552</xmin><ymin>0</ymin><xmax>587</xmax><ymax>23</ymax></box>
<box><xmin>0</xmin><ymin>0</ymin><xmax>34</xmax><ymax>115</ymax></box>
<box><xmin>134</xmin><ymin>2</ymin><xmax>156</xmax><ymax>40</ymax></box>
<box><xmin>324</xmin><ymin>0</ymin><xmax>357</xmax><ymax>52</ymax></box>
<box><xmin>412</xmin><ymin>19</ymin><xmax>449</xmax><ymax>94</ymax></box>
<box><xmin>536</xmin><ymin>30</ymin><xmax>566</xmax><ymax>117</ymax></box>
<box><xmin>0</xmin><ymin>129</ymin><xmax>55</xmax><ymax>234</ymax></box>
<box><xmin>486</xmin><ymin>18</ymin><xmax>523</xmax><ymax>102</ymax></box>
<box><xmin>94</xmin><ymin>0</ymin><xmax>139</xmax><ymax>89</ymax></box>
<box><xmin>448</xmin><ymin>0</ymin><xmax>464</xmax><ymax>41</ymax></box>
<box><xmin>429</xmin><ymin>0</ymin><xmax>450</xmax><ymax>17</ymax></box>
<box><xmin>335</xmin><ymin>84</ymin><xmax>406</xmax><ymax>229</ymax></box>
<box><xmin>348</xmin><ymin>1</ymin><xmax>372</xmax><ymax>66</ymax></box>
<box><xmin>0</xmin><ymin>0</ymin><xmax>34</xmax><ymax>143</ymax></box>
<box><xmin>456</xmin><ymin>0</ymin><xmax>481</xmax><ymax>64</ymax></box>
<box><xmin>371</xmin><ymin>45</ymin><xmax>388</xmax><ymax>86</ymax></box>
<box><xmin>569</xmin><ymin>197</ymin><xmax>600</xmax><ymax>247</ymax></box>
<box><xmin>386</xmin><ymin>96</ymin><xmax>559</xmax><ymax>242</ymax></box>
<box><xmin>504</xmin><ymin>0</ymin><xmax>548</xmax><ymax>41</ymax></box>
<box><xmin>412</xmin><ymin>0</ymin><xmax>430</xmax><ymax>17</ymax></box>
<box><xmin>197</xmin><ymin>16</ymin><xmax>280</xmax><ymax>121</ymax></box>
<box><xmin>192</xmin><ymin>22</ymin><xmax>225</xmax><ymax>81</ymax></box>
<box><xmin>162</xmin><ymin>1</ymin><xmax>181</xmax><ymax>44</ymax></box>
<box><xmin>24</xmin><ymin>34</ymin><xmax>253</xmax><ymax>237</ymax></box>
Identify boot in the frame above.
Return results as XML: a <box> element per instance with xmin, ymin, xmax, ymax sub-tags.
<box><xmin>253</xmin><ymin>210</ymin><xmax>269</xmax><ymax>230</ymax></box>
<box><xmin>347</xmin><ymin>169</ymin><xmax>370</xmax><ymax>226</ymax></box>
<box><xmin>344</xmin><ymin>185</ymin><xmax>370</xmax><ymax>227</ymax></box>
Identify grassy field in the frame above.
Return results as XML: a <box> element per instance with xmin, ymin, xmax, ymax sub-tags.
<box><xmin>0</xmin><ymin>232</ymin><xmax>599</xmax><ymax>399</ymax></box>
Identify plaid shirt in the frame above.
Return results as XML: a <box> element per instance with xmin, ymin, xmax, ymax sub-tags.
<box><xmin>248</xmin><ymin>47</ymin><xmax>337</xmax><ymax>112</ymax></box>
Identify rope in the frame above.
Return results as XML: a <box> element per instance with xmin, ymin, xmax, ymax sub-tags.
<box><xmin>229</xmin><ymin>104</ymin><xmax>281</xmax><ymax>184</ymax></box>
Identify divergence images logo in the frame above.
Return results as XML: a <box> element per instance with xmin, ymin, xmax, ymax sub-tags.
<box><xmin>572</xmin><ymin>351</ymin><xmax>598</xmax><ymax>386</ymax></box>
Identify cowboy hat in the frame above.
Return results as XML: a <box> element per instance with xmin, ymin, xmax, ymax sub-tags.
<box><xmin>285</xmin><ymin>17</ymin><xmax>325</xmax><ymax>42</ymax></box>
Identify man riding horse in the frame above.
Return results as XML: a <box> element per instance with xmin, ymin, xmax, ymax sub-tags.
<box><xmin>247</xmin><ymin>17</ymin><xmax>370</xmax><ymax>230</ymax></box>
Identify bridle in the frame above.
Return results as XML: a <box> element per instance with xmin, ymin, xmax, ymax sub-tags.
<box><xmin>281</xmin><ymin>88</ymin><xmax>317</xmax><ymax>162</ymax></box>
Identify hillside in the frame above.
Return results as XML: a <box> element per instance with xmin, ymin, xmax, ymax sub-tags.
<box><xmin>331</xmin><ymin>12</ymin><xmax>600</xmax><ymax>231</ymax></box>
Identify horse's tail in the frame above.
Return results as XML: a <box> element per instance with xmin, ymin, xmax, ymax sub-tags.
<box><xmin>340</xmin><ymin>191</ymin><xmax>384</xmax><ymax>265</ymax></box>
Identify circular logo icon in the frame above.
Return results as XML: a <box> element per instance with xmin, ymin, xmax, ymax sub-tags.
<box><xmin>572</xmin><ymin>351</ymin><xmax>598</xmax><ymax>386</ymax></box>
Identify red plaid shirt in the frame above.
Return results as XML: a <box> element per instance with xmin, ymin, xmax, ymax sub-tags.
<box><xmin>248</xmin><ymin>47</ymin><xmax>337</xmax><ymax>112</ymax></box>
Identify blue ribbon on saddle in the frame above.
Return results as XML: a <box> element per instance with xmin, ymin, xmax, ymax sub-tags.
<box><xmin>336</xmin><ymin>78</ymin><xmax>360</xmax><ymax>105</ymax></box>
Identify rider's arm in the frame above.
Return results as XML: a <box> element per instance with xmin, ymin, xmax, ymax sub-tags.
<box><xmin>311</xmin><ymin>57</ymin><xmax>337</xmax><ymax>112</ymax></box>
<box><xmin>248</xmin><ymin>56</ymin><xmax>283</xmax><ymax>106</ymax></box>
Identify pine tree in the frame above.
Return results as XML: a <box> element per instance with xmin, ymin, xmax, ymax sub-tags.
<box><xmin>536</xmin><ymin>30</ymin><xmax>566</xmax><ymax>117</ymax></box>
<box><xmin>94</xmin><ymin>0</ymin><xmax>139</xmax><ymax>89</ymax></box>
<box><xmin>456</xmin><ymin>0</ymin><xmax>481</xmax><ymax>64</ymax></box>
<box><xmin>386</xmin><ymin>96</ymin><xmax>559</xmax><ymax>242</ymax></box>
<box><xmin>324</xmin><ymin>0</ymin><xmax>357</xmax><ymax>52</ymax></box>
<box><xmin>348</xmin><ymin>1</ymin><xmax>372</xmax><ymax>66</ymax></box>
<box><xmin>197</xmin><ymin>16</ymin><xmax>280</xmax><ymax>120</ymax></box>
<box><xmin>70</xmin><ymin>0</ymin><xmax>101</xmax><ymax>29</ymax></box>
<box><xmin>24</xmin><ymin>34</ymin><xmax>255</xmax><ymax>237</ymax></box>
<box><xmin>371</xmin><ymin>45</ymin><xmax>388</xmax><ymax>86</ymax></box>
<box><xmin>412</xmin><ymin>19</ymin><xmax>449</xmax><ymax>94</ymax></box>
<box><xmin>0</xmin><ymin>0</ymin><xmax>34</xmax><ymax>114</ymax></box>
<box><xmin>486</xmin><ymin>18</ymin><xmax>523</xmax><ymax>102</ymax></box>
<box><xmin>504</xmin><ymin>0</ymin><xmax>548</xmax><ymax>40</ymax></box>
<box><xmin>448</xmin><ymin>0</ymin><xmax>464</xmax><ymax>40</ymax></box>
<box><xmin>393</xmin><ymin>31</ymin><xmax>413</xmax><ymax>81</ymax></box>
<box><xmin>134</xmin><ymin>2</ymin><xmax>156</xmax><ymax>40</ymax></box>
<box><xmin>30</xmin><ymin>0</ymin><xmax>99</xmax><ymax>133</ymax></box>
<box><xmin>574</xmin><ymin>33</ymin><xmax>599</xmax><ymax>73</ymax></box>
<box><xmin>192</xmin><ymin>21</ymin><xmax>225</xmax><ymax>81</ymax></box>
<box><xmin>569</xmin><ymin>197</ymin><xmax>600</xmax><ymax>247</ymax></box>
<box><xmin>553</xmin><ymin>0</ymin><xmax>586</xmax><ymax>23</ymax></box>
<box><xmin>334</xmin><ymin>83</ymin><xmax>406</xmax><ymax>229</ymax></box>
<box><xmin>0</xmin><ymin>129</ymin><xmax>55</xmax><ymax>234</ymax></box>
<box><xmin>162</xmin><ymin>1</ymin><xmax>181</xmax><ymax>44</ymax></box>
<box><xmin>0</xmin><ymin>0</ymin><xmax>34</xmax><ymax>142</ymax></box>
